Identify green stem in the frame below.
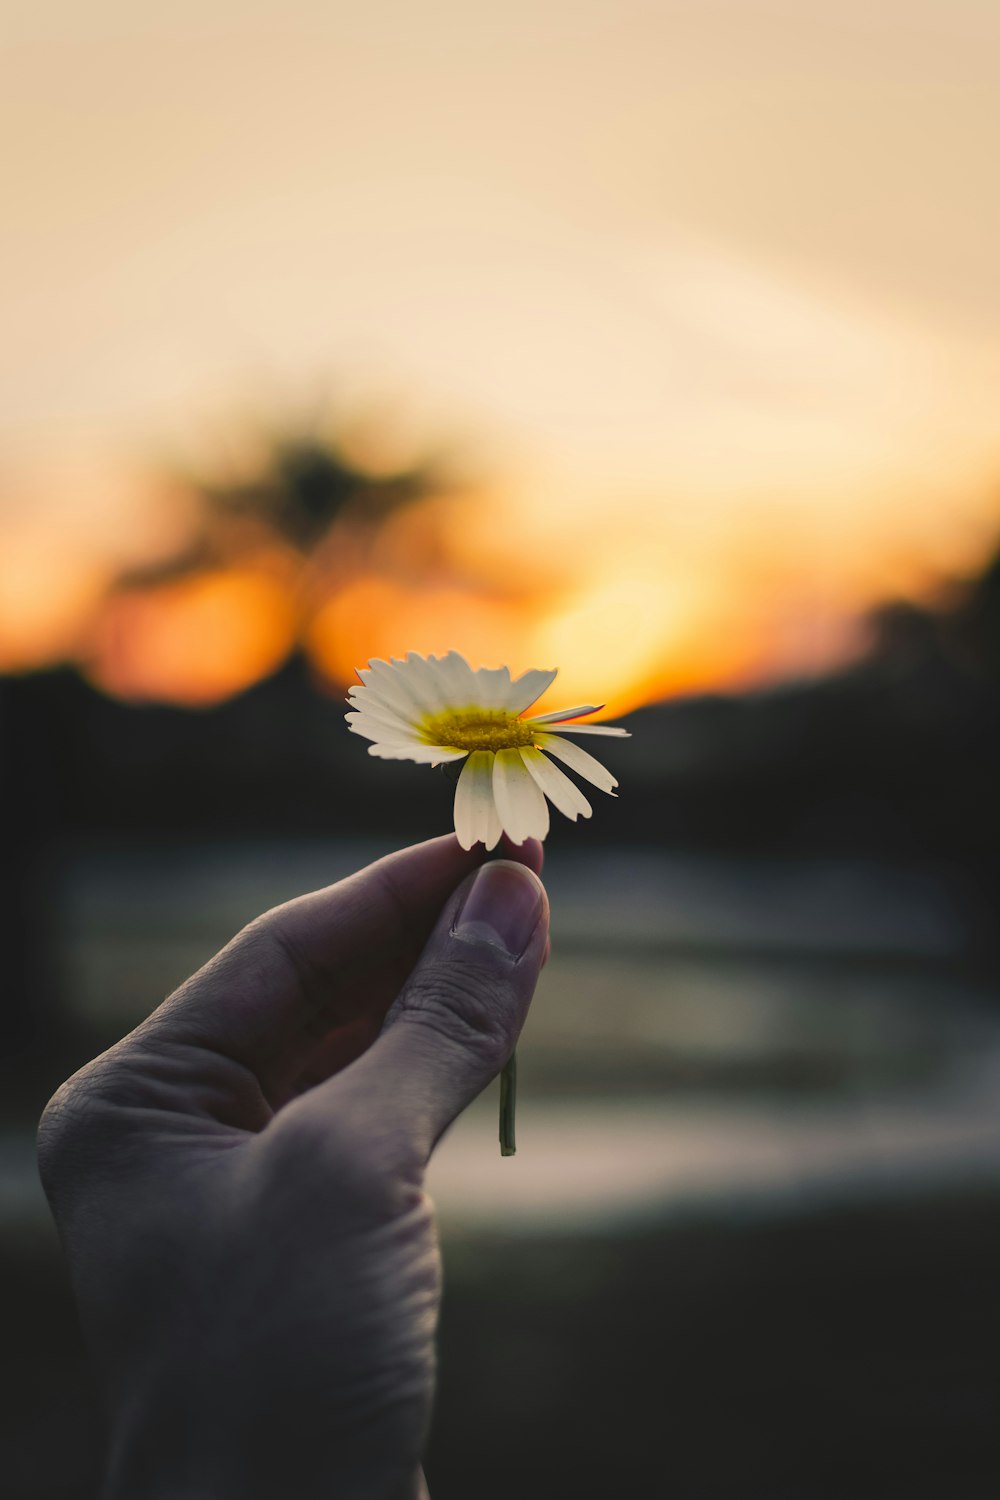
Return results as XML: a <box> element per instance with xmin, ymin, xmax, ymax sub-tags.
<box><xmin>499</xmin><ymin>1050</ymin><xmax>517</xmax><ymax>1157</ymax></box>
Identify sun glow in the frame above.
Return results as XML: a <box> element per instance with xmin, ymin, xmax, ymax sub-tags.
<box><xmin>2</xmin><ymin>0</ymin><xmax>999</xmax><ymax>718</ymax></box>
<box><xmin>82</xmin><ymin>566</ymin><xmax>298</xmax><ymax>708</ymax></box>
<box><xmin>305</xmin><ymin>573</ymin><xmax>536</xmax><ymax>695</ymax></box>
<box><xmin>0</xmin><ymin>535</ymin><xmax>112</xmax><ymax>675</ymax></box>
<box><xmin>1</xmin><ymin>474</ymin><xmax>993</xmax><ymax>719</ymax></box>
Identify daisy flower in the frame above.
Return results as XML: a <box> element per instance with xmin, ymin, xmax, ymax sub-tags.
<box><xmin>346</xmin><ymin>649</ymin><xmax>630</xmax><ymax>847</ymax></box>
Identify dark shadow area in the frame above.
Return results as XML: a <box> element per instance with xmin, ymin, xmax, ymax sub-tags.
<box><xmin>428</xmin><ymin>1191</ymin><xmax>1000</xmax><ymax>1500</ymax></box>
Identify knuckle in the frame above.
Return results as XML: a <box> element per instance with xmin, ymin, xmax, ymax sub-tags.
<box><xmin>206</xmin><ymin>907</ymin><xmax>328</xmax><ymax>1015</ymax></box>
<box><xmin>264</xmin><ymin>1097</ymin><xmax>363</xmax><ymax>1173</ymax></box>
<box><xmin>392</xmin><ymin>957</ymin><xmax>517</xmax><ymax>1069</ymax></box>
<box><xmin>36</xmin><ymin>1063</ymin><xmax>110</xmax><ymax>1190</ymax></box>
<box><xmin>36</xmin><ymin>1045</ymin><xmax>153</xmax><ymax>1195</ymax></box>
<box><xmin>255</xmin><ymin>1105</ymin><xmax>416</xmax><ymax>1222</ymax></box>
<box><xmin>180</xmin><ymin>912</ymin><xmax>294</xmax><ymax>1002</ymax></box>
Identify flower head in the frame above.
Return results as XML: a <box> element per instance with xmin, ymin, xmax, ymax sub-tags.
<box><xmin>346</xmin><ymin>650</ymin><xmax>630</xmax><ymax>847</ymax></box>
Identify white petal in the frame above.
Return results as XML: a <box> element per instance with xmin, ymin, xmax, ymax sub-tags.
<box><xmin>345</xmin><ymin>703</ymin><xmax>419</xmax><ymax>739</ymax></box>
<box><xmin>395</xmin><ymin>655</ymin><xmax>448</xmax><ymax>713</ymax></box>
<box><xmin>505</xmin><ymin>667</ymin><xmax>558</xmax><ymax>715</ymax></box>
<box><xmin>404</xmin><ymin>651</ymin><xmax>452</xmax><ymax>711</ymax></box>
<box><xmin>483</xmin><ymin>792</ymin><xmax>503</xmax><ymax>851</ymax></box>
<box><xmin>364</xmin><ymin>658</ymin><xmax>429</xmax><ymax>715</ymax></box>
<box><xmin>362</xmin><ymin>656</ymin><xmax>426</xmax><ymax>715</ymax></box>
<box><xmin>346</xmin><ymin>708</ymin><xmax>419</xmax><ymax>738</ymax></box>
<box><xmin>348</xmin><ymin>682</ymin><xmax>420</xmax><ymax>726</ymax></box>
<box><xmin>543</xmin><ymin>723</ymin><xmax>630</xmax><ymax>737</ymax></box>
<box><xmin>528</xmin><ymin>703</ymin><xmax>602</xmax><ymax>724</ymax></box>
<box><xmin>355</xmin><ymin>664</ymin><xmax>419</xmax><ymax>718</ymax></box>
<box><xmin>436</xmin><ymin>649</ymin><xmax>478</xmax><ymax>704</ymax></box>
<box><xmin>368</xmin><ymin>743</ymin><xmax>468</xmax><ymax>763</ymax></box>
<box><xmin>453</xmin><ymin>749</ymin><xmax>495</xmax><ymax>849</ymax></box>
<box><xmin>492</xmin><ymin>747</ymin><xmax>550</xmax><ymax>844</ymax></box>
<box><xmin>520</xmin><ymin>746</ymin><xmax>592</xmax><ymax>822</ymax></box>
<box><xmin>537</xmin><ymin>733</ymin><xmax>618</xmax><ymax>794</ymax></box>
<box><xmin>348</xmin><ymin>720</ymin><xmax>419</xmax><ymax>745</ymax></box>
<box><xmin>473</xmin><ymin>665</ymin><xmax>512</xmax><ymax>709</ymax></box>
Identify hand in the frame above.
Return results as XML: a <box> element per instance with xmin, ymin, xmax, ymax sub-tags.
<box><xmin>38</xmin><ymin>835</ymin><xmax>549</xmax><ymax>1500</ymax></box>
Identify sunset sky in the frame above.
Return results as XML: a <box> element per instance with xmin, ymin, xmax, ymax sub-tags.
<box><xmin>2</xmin><ymin>0</ymin><xmax>999</xmax><ymax>710</ymax></box>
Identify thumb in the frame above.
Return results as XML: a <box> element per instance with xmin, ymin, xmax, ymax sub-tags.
<box><xmin>299</xmin><ymin>859</ymin><xmax>549</xmax><ymax>1170</ymax></box>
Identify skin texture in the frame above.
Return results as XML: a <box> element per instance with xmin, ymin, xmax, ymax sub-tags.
<box><xmin>37</xmin><ymin>835</ymin><xmax>549</xmax><ymax>1500</ymax></box>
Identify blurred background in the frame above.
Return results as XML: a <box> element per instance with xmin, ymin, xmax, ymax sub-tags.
<box><xmin>3</xmin><ymin>1</ymin><xmax>1000</xmax><ymax>1495</ymax></box>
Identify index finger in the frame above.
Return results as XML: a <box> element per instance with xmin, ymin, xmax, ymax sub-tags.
<box><xmin>142</xmin><ymin>834</ymin><xmax>543</xmax><ymax>1092</ymax></box>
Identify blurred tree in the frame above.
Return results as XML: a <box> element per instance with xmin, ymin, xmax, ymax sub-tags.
<box><xmin>116</xmin><ymin>422</ymin><xmax>443</xmax><ymax>586</ymax></box>
<box><xmin>951</xmin><ymin>545</ymin><xmax>1000</xmax><ymax>679</ymax></box>
<box><xmin>79</xmin><ymin>415</ymin><xmax>463</xmax><ymax>707</ymax></box>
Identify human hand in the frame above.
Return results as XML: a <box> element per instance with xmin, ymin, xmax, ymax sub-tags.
<box><xmin>38</xmin><ymin>835</ymin><xmax>549</xmax><ymax>1500</ymax></box>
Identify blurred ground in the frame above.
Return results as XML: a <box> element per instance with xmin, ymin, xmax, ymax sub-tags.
<box><xmin>2</xmin><ymin>840</ymin><xmax>998</xmax><ymax>1498</ymax></box>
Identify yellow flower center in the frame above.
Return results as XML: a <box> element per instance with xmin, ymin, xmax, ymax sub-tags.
<box><xmin>420</xmin><ymin>707</ymin><xmax>538</xmax><ymax>753</ymax></box>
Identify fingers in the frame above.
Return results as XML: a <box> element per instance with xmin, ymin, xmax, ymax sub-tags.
<box><xmin>291</xmin><ymin>859</ymin><xmax>549</xmax><ymax>1172</ymax></box>
<box><xmin>140</xmin><ymin>835</ymin><xmax>543</xmax><ymax>1092</ymax></box>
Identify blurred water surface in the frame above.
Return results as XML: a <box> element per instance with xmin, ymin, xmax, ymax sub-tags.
<box><xmin>53</xmin><ymin>838</ymin><xmax>1000</xmax><ymax>1223</ymax></box>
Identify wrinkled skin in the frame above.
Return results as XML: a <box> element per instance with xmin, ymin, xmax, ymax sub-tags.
<box><xmin>38</xmin><ymin>836</ymin><xmax>548</xmax><ymax>1500</ymax></box>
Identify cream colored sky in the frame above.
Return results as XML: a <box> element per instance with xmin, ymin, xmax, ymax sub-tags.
<box><xmin>2</xmin><ymin>0</ymin><xmax>1000</xmax><ymax>684</ymax></box>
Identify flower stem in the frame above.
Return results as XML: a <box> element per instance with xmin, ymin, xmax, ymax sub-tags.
<box><xmin>499</xmin><ymin>1050</ymin><xmax>517</xmax><ymax>1157</ymax></box>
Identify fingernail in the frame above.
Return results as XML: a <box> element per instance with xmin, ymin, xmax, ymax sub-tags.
<box><xmin>453</xmin><ymin>862</ymin><xmax>546</xmax><ymax>959</ymax></box>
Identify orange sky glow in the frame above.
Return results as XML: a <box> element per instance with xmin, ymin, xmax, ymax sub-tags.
<box><xmin>2</xmin><ymin>0</ymin><xmax>998</xmax><ymax>714</ymax></box>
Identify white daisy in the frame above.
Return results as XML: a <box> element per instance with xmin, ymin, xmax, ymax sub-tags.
<box><xmin>346</xmin><ymin>649</ymin><xmax>630</xmax><ymax>848</ymax></box>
